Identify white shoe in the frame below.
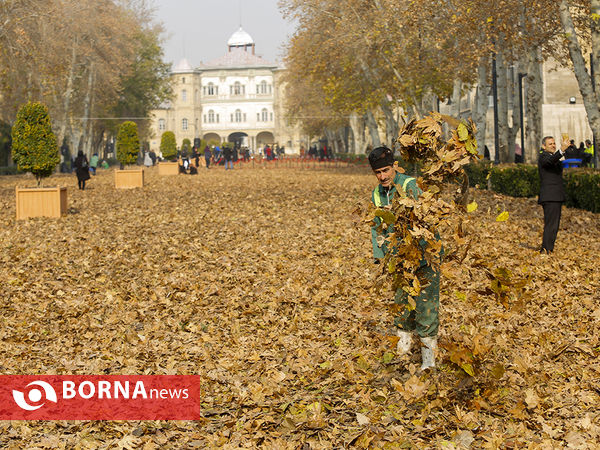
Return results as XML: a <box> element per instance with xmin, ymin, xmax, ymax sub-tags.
<box><xmin>420</xmin><ymin>336</ymin><xmax>437</xmax><ymax>370</ymax></box>
<box><xmin>396</xmin><ymin>329</ymin><xmax>413</xmax><ymax>355</ymax></box>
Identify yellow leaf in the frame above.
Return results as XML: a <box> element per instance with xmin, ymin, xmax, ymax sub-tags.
<box><xmin>496</xmin><ymin>211</ymin><xmax>509</xmax><ymax>222</ymax></box>
<box><xmin>461</xmin><ymin>363</ymin><xmax>475</xmax><ymax>376</ymax></box>
<box><xmin>467</xmin><ymin>201</ymin><xmax>478</xmax><ymax>213</ymax></box>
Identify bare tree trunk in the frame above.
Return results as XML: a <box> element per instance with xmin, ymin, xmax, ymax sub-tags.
<box><xmin>349</xmin><ymin>112</ymin><xmax>366</xmax><ymax>154</ymax></box>
<box><xmin>559</xmin><ymin>0</ymin><xmax>600</xmax><ymax>162</ymax></box>
<box><xmin>525</xmin><ymin>47</ymin><xmax>543</xmax><ymax>162</ymax></box>
<box><xmin>473</xmin><ymin>58</ymin><xmax>489</xmax><ymax>156</ymax></box>
<box><xmin>508</xmin><ymin>60</ymin><xmax>525</xmax><ymax>163</ymax></box>
<box><xmin>81</xmin><ymin>61</ymin><xmax>94</xmax><ymax>157</ymax></box>
<box><xmin>58</xmin><ymin>43</ymin><xmax>77</xmax><ymax>147</ymax></box>
<box><xmin>496</xmin><ymin>48</ymin><xmax>510</xmax><ymax>163</ymax></box>
<box><xmin>380</xmin><ymin>100</ymin><xmax>398</xmax><ymax>147</ymax></box>
<box><xmin>450</xmin><ymin>79</ymin><xmax>461</xmax><ymax>117</ymax></box>
<box><xmin>365</xmin><ymin>110</ymin><xmax>381</xmax><ymax>148</ymax></box>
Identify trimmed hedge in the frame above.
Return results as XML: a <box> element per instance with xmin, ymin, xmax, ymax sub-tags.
<box><xmin>11</xmin><ymin>102</ymin><xmax>59</xmax><ymax>185</ymax></box>
<box><xmin>160</xmin><ymin>131</ymin><xmax>177</xmax><ymax>161</ymax></box>
<box><xmin>465</xmin><ymin>161</ymin><xmax>600</xmax><ymax>213</ymax></box>
<box><xmin>564</xmin><ymin>169</ymin><xmax>600</xmax><ymax>212</ymax></box>
<box><xmin>116</xmin><ymin>121</ymin><xmax>140</xmax><ymax>166</ymax></box>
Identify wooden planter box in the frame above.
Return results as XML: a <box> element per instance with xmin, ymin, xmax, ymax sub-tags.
<box><xmin>115</xmin><ymin>168</ymin><xmax>144</xmax><ymax>189</ymax></box>
<box><xmin>158</xmin><ymin>161</ymin><xmax>180</xmax><ymax>175</ymax></box>
<box><xmin>15</xmin><ymin>186</ymin><xmax>68</xmax><ymax>220</ymax></box>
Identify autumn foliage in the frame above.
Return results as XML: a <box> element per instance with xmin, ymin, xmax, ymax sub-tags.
<box><xmin>0</xmin><ymin>165</ymin><xmax>598</xmax><ymax>446</ymax></box>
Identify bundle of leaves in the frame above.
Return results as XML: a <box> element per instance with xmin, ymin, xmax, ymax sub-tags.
<box><xmin>11</xmin><ymin>102</ymin><xmax>59</xmax><ymax>186</ymax></box>
<box><xmin>160</xmin><ymin>131</ymin><xmax>177</xmax><ymax>161</ymax></box>
<box><xmin>370</xmin><ymin>113</ymin><xmax>479</xmax><ymax>296</ymax></box>
<box><xmin>116</xmin><ymin>121</ymin><xmax>140</xmax><ymax>166</ymax></box>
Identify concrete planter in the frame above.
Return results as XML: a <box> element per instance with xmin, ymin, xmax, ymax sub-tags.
<box><xmin>15</xmin><ymin>186</ymin><xmax>67</xmax><ymax>220</ymax></box>
<box><xmin>115</xmin><ymin>168</ymin><xmax>144</xmax><ymax>189</ymax></box>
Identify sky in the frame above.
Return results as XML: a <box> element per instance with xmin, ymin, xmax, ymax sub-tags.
<box><xmin>153</xmin><ymin>0</ymin><xmax>298</xmax><ymax>67</ymax></box>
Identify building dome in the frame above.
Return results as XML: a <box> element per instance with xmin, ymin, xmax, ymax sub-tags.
<box><xmin>173</xmin><ymin>58</ymin><xmax>193</xmax><ymax>73</ymax></box>
<box><xmin>227</xmin><ymin>27</ymin><xmax>254</xmax><ymax>47</ymax></box>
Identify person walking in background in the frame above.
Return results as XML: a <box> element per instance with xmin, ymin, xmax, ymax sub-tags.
<box><xmin>538</xmin><ymin>136</ymin><xmax>568</xmax><ymax>253</ymax></box>
<box><xmin>74</xmin><ymin>150</ymin><xmax>91</xmax><ymax>190</ymax></box>
<box><xmin>143</xmin><ymin>150</ymin><xmax>153</xmax><ymax>167</ymax></box>
<box><xmin>89</xmin><ymin>152</ymin><xmax>99</xmax><ymax>175</ymax></box>
<box><xmin>584</xmin><ymin>139</ymin><xmax>594</xmax><ymax>166</ymax></box>
<box><xmin>204</xmin><ymin>145</ymin><xmax>212</xmax><ymax>169</ymax></box>
<box><xmin>223</xmin><ymin>145</ymin><xmax>233</xmax><ymax>170</ymax></box>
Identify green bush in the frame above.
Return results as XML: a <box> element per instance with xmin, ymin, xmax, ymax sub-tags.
<box><xmin>116</xmin><ymin>121</ymin><xmax>140</xmax><ymax>166</ymax></box>
<box><xmin>181</xmin><ymin>138</ymin><xmax>191</xmax><ymax>155</ymax></box>
<box><xmin>489</xmin><ymin>164</ymin><xmax>540</xmax><ymax>197</ymax></box>
<box><xmin>464</xmin><ymin>161</ymin><xmax>493</xmax><ymax>189</ymax></box>
<box><xmin>160</xmin><ymin>131</ymin><xmax>177</xmax><ymax>161</ymax></box>
<box><xmin>564</xmin><ymin>169</ymin><xmax>600</xmax><ymax>213</ymax></box>
<box><xmin>11</xmin><ymin>102</ymin><xmax>59</xmax><ymax>185</ymax></box>
<box><xmin>464</xmin><ymin>162</ymin><xmax>600</xmax><ymax>213</ymax></box>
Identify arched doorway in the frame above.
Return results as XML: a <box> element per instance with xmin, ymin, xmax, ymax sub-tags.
<box><xmin>228</xmin><ymin>132</ymin><xmax>248</xmax><ymax>148</ymax></box>
<box><xmin>256</xmin><ymin>131</ymin><xmax>275</xmax><ymax>148</ymax></box>
<box><xmin>203</xmin><ymin>133</ymin><xmax>221</xmax><ymax>144</ymax></box>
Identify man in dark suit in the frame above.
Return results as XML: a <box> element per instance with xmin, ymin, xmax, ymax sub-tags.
<box><xmin>538</xmin><ymin>136</ymin><xmax>567</xmax><ymax>253</ymax></box>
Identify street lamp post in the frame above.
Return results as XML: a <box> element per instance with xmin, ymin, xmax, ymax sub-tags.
<box><xmin>591</xmin><ymin>53</ymin><xmax>598</xmax><ymax>168</ymax></box>
<box><xmin>492</xmin><ymin>53</ymin><xmax>500</xmax><ymax>164</ymax></box>
<box><xmin>518</xmin><ymin>72</ymin><xmax>527</xmax><ymax>163</ymax></box>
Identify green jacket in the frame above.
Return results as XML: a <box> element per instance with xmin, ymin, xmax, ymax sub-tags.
<box><xmin>371</xmin><ymin>172</ymin><xmax>421</xmax><ymax>259</ymax></box>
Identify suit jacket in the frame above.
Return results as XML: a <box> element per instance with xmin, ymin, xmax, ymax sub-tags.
<box><xmin>538</xmin><ymin>149</ymin><xmax>565</xmax><ymax>203</ymax></box>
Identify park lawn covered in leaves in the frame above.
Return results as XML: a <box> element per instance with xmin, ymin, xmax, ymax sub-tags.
<box><xmin>0</xmin><ymin>165</ymin><xmax>598</xmax><ymax>449</ymax></box>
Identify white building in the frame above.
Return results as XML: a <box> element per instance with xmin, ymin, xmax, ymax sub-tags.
<box><xmin>150</xmin><ymin>27</ymin><xmax>300</xmax><ymax>152</ymax></box>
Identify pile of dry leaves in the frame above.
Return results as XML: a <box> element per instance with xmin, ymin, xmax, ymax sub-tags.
<box><xmin>0</xmin><ymin>163</ymin><xmax>598</xmax><ymax>448</ymax></box>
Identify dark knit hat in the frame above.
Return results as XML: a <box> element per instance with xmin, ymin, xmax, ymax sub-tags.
<box><xmin>368</xmin><ymin>146</ymin><xmax>394</xmax><ymax>170</ymax></box>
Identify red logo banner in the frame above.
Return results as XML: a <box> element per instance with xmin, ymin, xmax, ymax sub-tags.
<box><xmin>0</xmin><ymin>375</ymin><xmax>201</xmax><ymax>420</ymax></box>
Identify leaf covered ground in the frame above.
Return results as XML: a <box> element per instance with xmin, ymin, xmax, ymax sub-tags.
<box><xmin>0</xmin><ymin>165</ymin><xmax>599</xmax><ymax>449</ymax></box>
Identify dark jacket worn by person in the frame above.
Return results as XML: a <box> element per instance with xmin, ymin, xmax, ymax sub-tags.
<box><xmin>538</xmin><ymin>149</ymin><xmax>565</xmax><ymax>204</ymax></box>
<box><xmin>74</xmin><ymin>153</ymin><xmax>91</xmax><ymax>181</ymax></box>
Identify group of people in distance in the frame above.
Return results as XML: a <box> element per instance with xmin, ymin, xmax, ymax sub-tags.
<box><xmin>368</xmin><ymin>134</ymin><xmax>580</xmax><ymax>372</ymax></box>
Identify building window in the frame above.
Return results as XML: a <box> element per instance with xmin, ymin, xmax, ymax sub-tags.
<box><xmin>216</xmin><ymin>114</ymin><xmax>219</xmax><ymax>123</ymax></box>
<box><xmin>158</xmin><ymin>119</ymin><xmax>166</xmax><ymax>131</ymax></box>
<box><xmin>182</xmin><ymin>89</ymin><xmax>187</xmax><ymax>102</ymax></box>
<box><xmin>208</xmin><ymin>110</ymin><xmax>215</xmax><ymax>123</ymax></box>
<box><xmin>203</xmin><ymin>114</ymin><xmax>207</xmax><ymax>123</ymax></box>
<box><xmin>261</xmin><ymin>108</ymin><xmax>268</xmax><ymax>122</ymax></box>
<box><xmin>257</xmin><ymin>113</ymin><xmax>260</xmax><ymax>121</ymax></box>
<box><xmin>207</xmin><ymin>82</ymin><xmax>216</xmax><ymax>96</ymax></box>
<box><xmin>232</xmin><ymin>82</ymin><xmax>244</xmax><ymax>96</ymax></box>
<box><xmin>235</xmin><ymin>109</ymin><xmax>242</xmax><ymax>122</ymax></box>
<box><xmin>182</xmin><ymin>118</ymin><xmax>188</xmax><ymax>130</ymax></box>
<box><xmin>257</xmin><ymin>80</ymin><xmax>268</xmax><ymax>94</ymax></box>
<box><xmin>182</xmin><ymin>77</ymin><xmax>186</xmax><ymax>84</ymax></box>
<box><xmin>270</xmin><ymin>113</ymin><xmax>273</xmax><ymax>121</ymax></box>
<box><xmin>243</xmin><ymin>113</ymin><xmax>246</xmax><ymax>122</ymax></box>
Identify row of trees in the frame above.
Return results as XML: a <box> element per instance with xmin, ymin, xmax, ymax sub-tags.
<box><xmin>281</xmin><ymin>0</ymin><xmax>598</xmax><ymax>163</ymax></box>
<box><xmin>0</xmin><ymin>0</ymin><xmax>172</xmax><ymax>161</ymax></box>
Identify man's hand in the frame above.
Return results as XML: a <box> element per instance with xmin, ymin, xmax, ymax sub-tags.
<box><xmin>561</xmin><ymin>137</ymin><xmax>570</xmax><ymax>152</ymax></box>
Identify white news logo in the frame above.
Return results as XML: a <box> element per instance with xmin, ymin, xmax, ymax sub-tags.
<box><xmin>12</xmin><ymin>381</ymin><xmax>58</xmax><ymax>411</ymax></box>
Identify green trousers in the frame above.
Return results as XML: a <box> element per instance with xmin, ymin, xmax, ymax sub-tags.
<box><xmin>393</xmin><ymin>265</ymin><xmax>440</xmax><ymax>338</ymax></box>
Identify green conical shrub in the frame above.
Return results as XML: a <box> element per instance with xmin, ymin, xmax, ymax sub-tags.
<box><xmin>160</xmin><ymin>131</ymin><xmax>177</xmax><ymax>161</ymax></box>
<box><xmin>11</xmin><ymin>102</ymin><xmax>59</xmax><ymax>185</ymax></box>
<box><xmin>181</xmin><ymin>138</ymin><xmax>191</xmax><ymax>155</ymax></box>
<box><xmin>116</xmin><ymin>121</ymin><xmax>140</xmax><ymax>166</ymax></box>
